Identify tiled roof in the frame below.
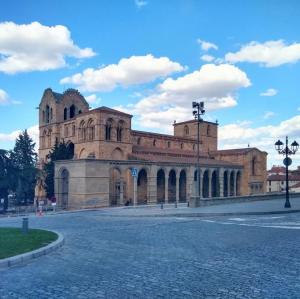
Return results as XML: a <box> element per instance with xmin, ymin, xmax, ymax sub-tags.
<box><xmin>129</xmin><ymin>148</ymin><xmax>242</xmax><ymax>167</ymax></box>
<box><xmin>267</xmin><ymin>174</ymin><xmax>300</xmax><ymax>181</ymax></box>
<box><xmin>212</xmin><ymin>148</ymin><xmax>267</xmax><ymax>155</ymax></box>
<box><xmin>132</xmin><ymin>145</ymin><xmax>208</xmax><ymax>158</ymax></box>
<box><xmin>291</xmin><ymin>182</ymin><xmax>300</xmax><ymax>188</ymax></box>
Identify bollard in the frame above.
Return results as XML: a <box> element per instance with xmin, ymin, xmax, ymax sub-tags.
<box><xmin>22</xmin><ymin>217</ymin><xmax>29</xmax><ymax>234</ymax></box>
<box><xmin>161</xmin><ymin>202</ymin><xmax>163</xmax><ymax>209</ymax></box>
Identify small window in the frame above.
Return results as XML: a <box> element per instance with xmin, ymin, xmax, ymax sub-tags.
<box><xmin>207</xmin><ymin>125</ymin><xmax>211</xmax><ymax>136</ymax></box>
<box><xmin>167</xmin><ymin>141</ymin><xmax>171</xmax><ymax>148</ymax></box>
<box><xmin>181</xmin><ymin>143</ymin><xmax>184</xmax><ymax>149</ymax></box>
<box><xmin>64</xmin><ymin>108</ymin><xmax>68</xmax><ymax>120</ymax></box>
<box><xmin>70</xmin><ymin>105</ymin><xmax>76</xmax><ymax>118</ymax></box>
<box><xmin>153</xmin><ymin>139</ymin><xmax>156</xmax><ymax>147</ymax></box>
<box><xmin>137</xmin><ymin>137</ymin><xmax>141</xmax><ymax>145</ymax></box>
<box><xmin>184</xmin><ymin>125</ymin><xmax>189</xmax><ymax>136</ymax></box>
<box><xmin>78</xmin><ymin>110</ymin><xmax>82</xmax><ymax>114</ymax></box>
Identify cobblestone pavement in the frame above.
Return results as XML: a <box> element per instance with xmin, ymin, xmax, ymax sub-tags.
<box><xmin>0</xmin><ymin>211</ymin><xmax>300</xmax><ymax>299</ymax></box>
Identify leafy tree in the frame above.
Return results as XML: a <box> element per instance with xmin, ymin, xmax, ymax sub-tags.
<box><xmin>11</xmin><ymin>130</ymin><xmax>37</xmax><ymax>205</ymax></box>
<box><xmin>0</xmin><ymin>149</ymin><xmax>16</xmax><ymax>210</ymax></box>
<box><xmin>44</xmin><ymin>141</ymin><xmax>73</xmax><ymax>198</ymax></box>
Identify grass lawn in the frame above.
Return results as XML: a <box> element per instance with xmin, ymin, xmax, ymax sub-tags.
<box><xmin>0</xmin><ymin>227</ymin><xmax>58</xmax><ymax>259</ymax></box>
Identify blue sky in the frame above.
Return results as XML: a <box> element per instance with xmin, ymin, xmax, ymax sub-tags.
<box><xmin>0</xmin><ymin>0</ymin><xmax>300</xmax><ymax>168</ymax></box>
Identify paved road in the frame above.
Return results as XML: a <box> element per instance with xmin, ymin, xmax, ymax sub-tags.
<box><xmin>0</xmin><ymin>211</ymin><xmax>300</xmax><ymax>298</ymax></box>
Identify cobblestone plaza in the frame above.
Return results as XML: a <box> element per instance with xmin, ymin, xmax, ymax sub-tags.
<box><xmin>1</xmin><ymin>208</ymin><xmax>300</xmax><ymax>298</ymax></box>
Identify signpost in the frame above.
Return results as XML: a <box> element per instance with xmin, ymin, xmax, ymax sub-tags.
<box><xmin>131</xmin><ymin>168</ymin><xmax>138</xmax><ymax>206</ymax></box>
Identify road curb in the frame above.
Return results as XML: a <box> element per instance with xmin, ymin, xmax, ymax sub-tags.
<box><xmin>102</xmin><ymin>209</ymin><xmax>300</xmax><ymax>218</ymax></box>
<box><xmin>0</xmin><ymin>230</ymin><xmax>64</xmax><ymax>270</ymax></box>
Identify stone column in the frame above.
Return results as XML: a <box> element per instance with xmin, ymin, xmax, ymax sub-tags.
<box><xmin>227</xmin><ymin>171</ymin><xmax>231</xmax><ymax>197</ymax></box>
<box><xmin>165</xmin><ymin>172</ymin><xmax>169</xmax><ymax>203</ymax></box>
<box><xmin>148</xmin><ymin>166</ymin><xmax>157</xmax><ymax>204</ymax></box>
<box><xmin>219</xmin><ymin>168</ymin><xmax>224</xmax><ymax>198</ymax></box>
<box><xmin>187</xmin><ymin>168</ymin><xmax>194</xmax><ymax>202</ymax></box>
<box><xmin>133</xmin><ymin>176</ymin><xmax>137</xmax><ymax>206</ymax></box>
<box><xmin>233</xmin><ymin>171</ymin><xmax>237</xmax><ymax>196</ymax></box>
<box><xmin>176</xmin><ymin>172</ymin><xmax>179</xmax><ymax>203</ymax></box>
<box><xmin>208</xmin><ymin>170</ymin><xmax>212</xmax><ymax>198</ymax></box>
<box><xmin>119</xmin><ymin>180</ymin><xmax>124</xmax><ymax>205</ymax></box>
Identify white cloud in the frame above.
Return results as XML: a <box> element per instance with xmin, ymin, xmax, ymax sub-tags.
<box><xmin>197</xmin><ymin>39</ymin><xmax>218</xmax><ymax>51</ymax></box>
<box><xmin>0</xmin><ymin>21</ymin><xmax>95</xmax><ymax>74</ymax></box>
<box><xmin>119</xmin><ymin>64</ymin><xmax>250</xmax><ymax>132</ymax></box>
<box><xmin>0</xmin><ymin>89</ymin><xmax>9</xmax><ymax>104</ymax></box>
<box><xmin>0</xmin><ymin>125</ymin><xmax>39</xmax><ymax>151</ymax></box>
<box><xmin>201</xmin><ymin>54</ymin><xmax>215</xmax><ymax>62</ymax></box>
<box><xmin>225</xmin><ymin>40</ymin><xmax>300</xmax><ymax>67</ymax></box>
<box><xmin>60</xmin><ymin>54</ymin><xmax>185</xmax><ymax>92</ymax></box>
<box><xmin>0</xmin><ymin>89</ymin><xmax>21</xmax><ymax>105</ymax></box>
<box><xmin>263</xmin><ymin>111</ymin><xmax>275</xmax><ymax>119</ymax></box>
<box><xmin>219</xmin><ymin>115</ymin><xmax>300</xmax><ymax>168</ymax></box>
<box><xmin>260</xmin><ymin>88</ymin><xmax>278</xmax><ymax>97</ymax></box>
<box><xmin>85</xmin><ymin>94</ymin><xmax>101</xmax><ymax>106</ymax></box>
<box><xmin>135</xmin><ymin>0</ymin><xmax>148</xmax><ymax>8</ymax></box>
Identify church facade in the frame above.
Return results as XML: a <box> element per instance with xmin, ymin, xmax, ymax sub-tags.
<box><xmin>38</xmin><ymin>88</ymin><xmax>267</xmax><ymax>209</ymax></box>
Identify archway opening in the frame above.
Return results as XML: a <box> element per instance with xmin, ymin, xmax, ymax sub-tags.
<box><xmin>137</xmin><ymin>169</ymin><xmax>147</xmax><ymax>204</ymax></box>
<box><xmin>202</xmin><ymin>170</ymin><xmax>209</xmax><ymax>198</ymax></box>
<box><xmin>168</xmin><ymin>169</ymin><xmax>176</xmax><ymax>202</ymax></box>
<box><xmin>109</xmin><ymin>168</ymin><xmax>121</xmax><ymax>206</ymax></box>
<box><xmin>211</xmin><ymin>171</ymin><xmax>218</xmax><ymax>197</ymax></box>
<box><xmin>157</xmin><ymin>169</ymin><xmax>165</xmax><ymax>203</ymax></box>
<box><xmin>179</xmin><ymin>170</ymin><xmax>186</xmax><ymax>202</ymax></box>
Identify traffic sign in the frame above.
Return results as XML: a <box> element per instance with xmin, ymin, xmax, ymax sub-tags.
<box><xmin>131</xmin><ymin>168</ymin><xmax>138</xmax><ymax>177</ymax></box>
<box><xmin>283</xmin><ymin>157</ymin><xmax>292</xmax><ymax>166</ymax></box>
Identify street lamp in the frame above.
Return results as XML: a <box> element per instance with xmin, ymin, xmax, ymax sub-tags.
<box><xmin>274</xmin><ymin>136</ymin><xmax>299</xmax><ymax>208</ymax></box>
<box><xmin>192</xmin><ymin>101</ymin><xmax>205</xmax><ymax>198</ymax></box>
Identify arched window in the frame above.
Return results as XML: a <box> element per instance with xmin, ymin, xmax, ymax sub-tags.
<box><xmin>251</xmin><ymin>157</ymin><xmax>256</xmax><ymax>175</ymax></box>
<box><xmin>105</xmin><ymin>120</ymin><xmax>112</xmax><ymax>141</ymax></box>
<box><xmin>184</xmin><ymin>125</ymin><xmax>189</xmax><ymax>136</ymax></box>
<box><xmin>153</xmin><ymin>139</ymin><xmax>156</xmax><ymax>147</ymax></box>
<box><xmin>137</xmin><ymin>137</ymin><xmax>141</xmax><ymax>145</ymax></box>
<box><xmin>78</xmin><ymin>110</ymin><xmax>82</xmax><ymax>114</ymax></box>
<box><xmin>207</xmin><ymin>125</ymin><xmax>211</xmax><ymax>136</ymax></box>
<box><xmin>46</xmin><ymin>105</ymin><xmax>50</xmax><ymax>123</ymax></box>
<box><xmin>79</xmin><ymin>121</ymin><xmax>86</xmax><ymax>141</ymax></box>
<box><xmin>117</xmin><ymin>121</ymin><xmax>124</xmax><ymax>142</ymax></box>
<box><xmin>50</xmin><ymin>108</ymin><xmax>53</xmax><ymax>121</ymax></box>
<box><xmin>64</xmin><ymin>108</ymin><xmax>68</xmax><ymax>120</ymax></box>
<box><xmin>42</xmin><ymin>110</ymin><xmax>45</xmax><ymax>123</ymax></box>
<box><xmin>87</xmin><ymin>119</ymin><xmax>95</xmax><ymax>141</ymax></box>
<box><xmin>70</xmin><ymin>105</ymin><xmax>76</xmax><ymax>119</ymax></box>
<box><xmin>167</xmin><ymin>141</ymin><xmax>171</xmax><ymax>148</ymax></box>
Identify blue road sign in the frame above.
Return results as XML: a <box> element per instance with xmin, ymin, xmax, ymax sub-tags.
<box><xmin>131</xmin><ymin>168</ymin><xmax>138</xmax><ymax>177</ymax></box>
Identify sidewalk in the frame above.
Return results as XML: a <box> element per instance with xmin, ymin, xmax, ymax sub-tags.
<box><xmin>100</xmin><ymin>196</ymin><xmax>300</xmax><ymax>217</ymax></box>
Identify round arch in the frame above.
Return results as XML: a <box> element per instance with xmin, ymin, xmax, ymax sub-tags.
<box><xmin>137</xmin><ymin>168</ymin><xmax>148</xmax><ymax>204</ymax></box>
<box><xmin>168</xmin><ymin>169</ymin><xmax>176</xmax><ymax>202</ymax></box>
<box><xmin>157</xmin><ymin>168</ymin><xmax>165</xmax><ymax>203</ymax></box>
<box><xmin>202</xmin><ymin>170</ymin><xmax>209</xmax><ymax>198</ymax></box>
<box><xmin>179</xmin><ymin>169</ymin><xmax>187</xmax><ymax>202</ymax></box>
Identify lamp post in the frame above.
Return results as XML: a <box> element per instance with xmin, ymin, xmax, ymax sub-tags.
<box><xmin>274</xmin><ymin>136</ymin><xmax>299</xmax><ymax>208</ymax></box>
<box><xmin>192</xmin><ymin>101</ymin><xmax>205</xmax><ymax>198</ymax></box>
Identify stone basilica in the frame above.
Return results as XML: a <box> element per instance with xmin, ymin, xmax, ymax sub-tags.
<box><xmin>38</xmin><ymin>88</ymin><xmax>267</xmax><ymax>209</ymax></box>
